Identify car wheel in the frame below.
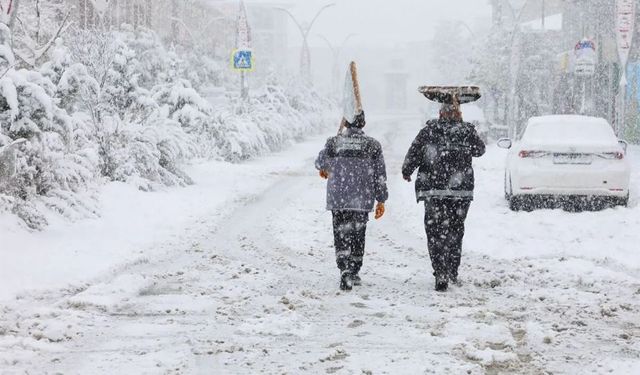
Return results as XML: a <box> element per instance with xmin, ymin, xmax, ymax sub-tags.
<box><xmin>617</xmin><ymin>195</ymin><xmax>629</xmax><ymax>207</ymax></box>
<box><xmin>509</xmin><ymin>196</ymin><xmax>521</xmax><ymax>211</ymax></box>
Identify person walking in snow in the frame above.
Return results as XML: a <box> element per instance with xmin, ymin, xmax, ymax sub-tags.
<box><xmin>402</xmin><ymin>102</ymin><xmax>485</xmax><ymax>292</ymax></box>
<box><xmin>316</xmin><ymin>111</ymin><xmax>388</xmax><ymax>291</ymax></box>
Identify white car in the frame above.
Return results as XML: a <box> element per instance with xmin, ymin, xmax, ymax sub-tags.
<box><xmin>498</xmin><ymin>115</ymin><xmax>631</xmax><ymax>211</ymax></box>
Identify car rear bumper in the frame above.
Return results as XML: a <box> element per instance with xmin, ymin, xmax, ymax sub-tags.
<box><xmin>513</xmin><ymin>187</ymin><xmax>629</xmax><ymax>197</ymax></box>
<box><xmin>513</xmin><ymin>187</ymin><xmax>629</xmax><ymax>198</ymax></box>
<box><xmin>511</xmin><ymin>167</ymin><xmax>630</xmax><ymax>197</ymax></box>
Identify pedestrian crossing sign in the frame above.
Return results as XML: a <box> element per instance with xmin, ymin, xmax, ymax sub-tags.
<box><xmin>232</xmin><ymin>49</ymin><xmax>254</xmax><ymax>71</ymax></box>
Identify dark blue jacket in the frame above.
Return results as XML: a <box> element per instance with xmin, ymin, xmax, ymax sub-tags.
<box><xmin>316</xmin><ymin>128</ymin><xmax>388</xmax><ymax>212</ymax></box>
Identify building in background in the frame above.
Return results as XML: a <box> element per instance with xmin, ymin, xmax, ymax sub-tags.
<box><xmin>65</xmin><ymin>0</ymin><xmax>292</xmax><ymax>93</ymax></box>
<box><xmin>488</xmin><ymin>0</ymin><xmax>636</xmax><ymax>136</ymax></box>
<box><xmin>247</xmin><ymin>2</ymin><xmax>290</xmax><ymax>77</ymax></box>
<box><xmin>69</xmin><ymin>0</ymin><xmax>235</xmax><ymax>52</ymax></box>
<box><xmin>491</xmin><ymin>0</ymin><xmax>563</xmax><ymax>29</ymax></box>
<box><xmin>384</xmin><ymin>59</ymin><xmax>409</xmax><ymax>110</ymax></box>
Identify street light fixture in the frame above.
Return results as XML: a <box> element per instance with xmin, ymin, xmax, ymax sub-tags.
<box><xmin>456</xmin><ymin>21</ymin><xmax>474</xmax><ymax>37</ymax></box>
<box><xmin>316</xmin><ymin>33</ymin><xmax>357</xmax><ymax>97</ymax></box>
<box><xmin>276</xmin><ymin>3</ymin><xmax>336</xmax><ymax>84</ymax></box>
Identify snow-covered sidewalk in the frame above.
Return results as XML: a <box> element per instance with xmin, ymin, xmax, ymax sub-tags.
<box><xmin>0</xmin><ymin>137</ymin><xmax>325</xmax><ymax>301</ymax></box>
<box><xmin>1</xmin><ymin>114</ymin><xmax>639</xmax><ymax>374</ymax></box>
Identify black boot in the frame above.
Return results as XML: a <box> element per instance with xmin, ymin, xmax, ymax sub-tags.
<box><xmin>351</xmin><ymin>273</ymin><xmax>362</xmax><ymax>286</ymax></box>
<box><xmin>340</xmin><ymin>270</ymin><xmax>353</xmax><ymax>291</ymax></box>
<box><xmin>435</xmin><ymin>275</ymin><xmax>448</xmax><ymax>292</ymax></box>
<box><xmin>449</xmin><ymin>273</ymin><xmax>461</xmax><ymax>286</ymax></box>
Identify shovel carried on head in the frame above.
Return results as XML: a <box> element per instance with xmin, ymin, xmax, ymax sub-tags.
<box><xmin>338</xmin><ymin>61</ymin><xmax>363</xmax><ymax>135</ymax></box>
<box><xmin>419</xmin><ymin>86</ymin><xmax>481</xmax><ymax>114</ymax></box>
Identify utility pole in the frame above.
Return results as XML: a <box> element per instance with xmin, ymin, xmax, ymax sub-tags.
<box><xmin>505</xmin><ymin>0</ymin><xmax>533</xmax><ymax>139</ymax></box>
<box><xmin>276</xmin><ymin>3</ymin><xmax>336</xmax><ymax>84</ymax></box>
<box><xmin>615</xmin><ymin>0</ymin><xmax>636</xmax><ymax>136</ymax></box>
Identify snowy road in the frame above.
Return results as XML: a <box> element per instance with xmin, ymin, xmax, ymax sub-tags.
<box><xmin>2</xmin><ymin>115</ymin><xmax>640</xmax><ymax>374</ymax></box>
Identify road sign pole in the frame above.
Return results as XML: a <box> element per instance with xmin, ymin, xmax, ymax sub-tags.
<box><xmin>241</xmin><ymin>71</ymin><xmax>248</xmax><ymax>100</ymax></box>
<box><xmin>235</xmin><ymin>0</ymin><xmax>252</xmax><ymax>101</ymax></box>
<box><xmin>615</xmin><ymin>0</ymin><xmax>636</xmax><ymax>137</ymax></box>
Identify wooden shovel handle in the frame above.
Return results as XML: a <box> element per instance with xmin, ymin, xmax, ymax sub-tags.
<box><xmin>350</xmin><ymin>61</ymin><xmax>362</xmax><ymax>113</ymax></box>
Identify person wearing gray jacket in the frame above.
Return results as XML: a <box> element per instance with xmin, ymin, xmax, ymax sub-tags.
<box><xmin>315</xmin><ymin>111</ymin><xmax>388</xmax><ymax>291</ymax></box>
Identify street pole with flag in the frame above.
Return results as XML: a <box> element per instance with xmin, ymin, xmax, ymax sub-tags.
<box><xmin>616</xmin><ymin>0</ymin><xmax>636</xmax><ymax>137</ymax></box>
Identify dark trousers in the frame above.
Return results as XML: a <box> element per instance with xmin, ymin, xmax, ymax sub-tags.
<box><xmin>424</xmin><ymin>199</ymin><xmax>471</xmax><ymax>280</ymax></box>
<box><xmin>332</xmin><ymin>211</ymin><xmax>369</xmax><ymax>274</ymax></box>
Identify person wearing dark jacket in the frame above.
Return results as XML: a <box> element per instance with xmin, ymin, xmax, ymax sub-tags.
<box><xmin>402</xmin><ymin>103</ymin><xmax>486</xmax><ymax>292</ymax></box>
<box><xmin>316</xmin><ymin>111</ymin><xmax>388</xmax><ymax>291</ymax></box>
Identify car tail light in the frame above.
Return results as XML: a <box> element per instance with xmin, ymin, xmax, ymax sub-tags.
<box><xmin>598</xmin><ymin>152</ymin><xmax>624</xmax><ymax>160</ymax></box>
<box><xmin>518</xmin><ymin>150</ymin><xmax>547</xmax><ymax>158</ymax></box>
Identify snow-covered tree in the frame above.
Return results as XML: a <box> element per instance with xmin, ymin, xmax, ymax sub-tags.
<box><xmin>469</xmin><ymin>27</ymin><xmax>511</xmax><ymax>125</ymax></box>
<box><xmin>0</xmin><ymin>3</ymin><xmax>333</xmax><ymax>229</ymax></box>
<box><xmin>0</xmin><ymin>24</ymin><xmax>99</xmax><ymax>229</ymax></box>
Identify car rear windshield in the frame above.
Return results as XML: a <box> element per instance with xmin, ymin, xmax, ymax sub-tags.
<box><xmin>523</xmin><ymin>117</ymin><xmax>618</xmax><ymax>147</ymax></box>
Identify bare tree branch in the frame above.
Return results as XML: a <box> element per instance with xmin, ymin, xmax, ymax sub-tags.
<box><xmin>8</xmin><ymin>0</ymin><xmax>20</xmax><ymax>28</ymax></box>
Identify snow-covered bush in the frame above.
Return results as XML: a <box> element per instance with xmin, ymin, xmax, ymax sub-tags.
<box><xmin>0</xmin><ymin>20</ymin><xmax>333</xmax><ymax>229</ymax></box>
<box><xmin>62</xmin><ymin>28</ymin><xmax>195</xmax><ymax>190</ymax></box>
<box><xmin>216</xmin><ymin>76</ymin><xmax>333</xmax><ymax>162</ymax></box>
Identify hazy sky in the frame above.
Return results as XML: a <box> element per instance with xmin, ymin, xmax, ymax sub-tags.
<box><xmin>266</xmin><ymin>0</ymin><xmax>493</xmax><ymax>48</ymax></box>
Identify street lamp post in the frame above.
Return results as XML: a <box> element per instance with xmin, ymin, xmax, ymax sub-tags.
<box><xmin>276</xmin><ymin>3</ymin><xmax>336</xmax><ymax>84</ymax></box>
<box><xmin>456</xmin><ymin>21</ymin><xmax>474</xmax><ymax>37</ymax></box>
<box><xmin>316</xmin><ymin>33</ymin><xmax>357</xmax><ymax>97</ymax></box>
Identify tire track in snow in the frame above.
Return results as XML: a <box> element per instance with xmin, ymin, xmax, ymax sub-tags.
<box><xmin>1</xmin><ymin>115</ymin><xmax>639</xmax><ymax>374</ymax></box>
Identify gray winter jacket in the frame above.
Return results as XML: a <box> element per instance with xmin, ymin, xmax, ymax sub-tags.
<box><xmin>315</xmin><ymin>128</ymin><xmax>388</xmax><ymax>212</ymax></box>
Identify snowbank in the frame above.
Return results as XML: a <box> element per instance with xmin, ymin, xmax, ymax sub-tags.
<box><xmin>0</xmin><ymin>137</ymin><xmax>322</xmax><ymax>301</ymax></box>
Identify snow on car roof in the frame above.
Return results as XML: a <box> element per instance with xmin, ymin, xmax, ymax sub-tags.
<box><xmin>522</xmin><ymin>115</ymin><xmax>618</xmax><ymax>148</ymax></box>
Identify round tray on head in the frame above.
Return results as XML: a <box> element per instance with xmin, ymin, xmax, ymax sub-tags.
<box><xmin>418</xmin><ymin>86</ymin><xmax>481</xmax><ymax>104</ymax></box>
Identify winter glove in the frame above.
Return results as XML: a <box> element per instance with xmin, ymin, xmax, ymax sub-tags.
<box><xmin>319</xmin><ymin>170</ymin><xmax>329</xmax><ymax>179</ymax></box>
<box><xmin>375</xmin><ymin>202</ymin><xmax>385</xmax><ymax>220</ymax></box>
